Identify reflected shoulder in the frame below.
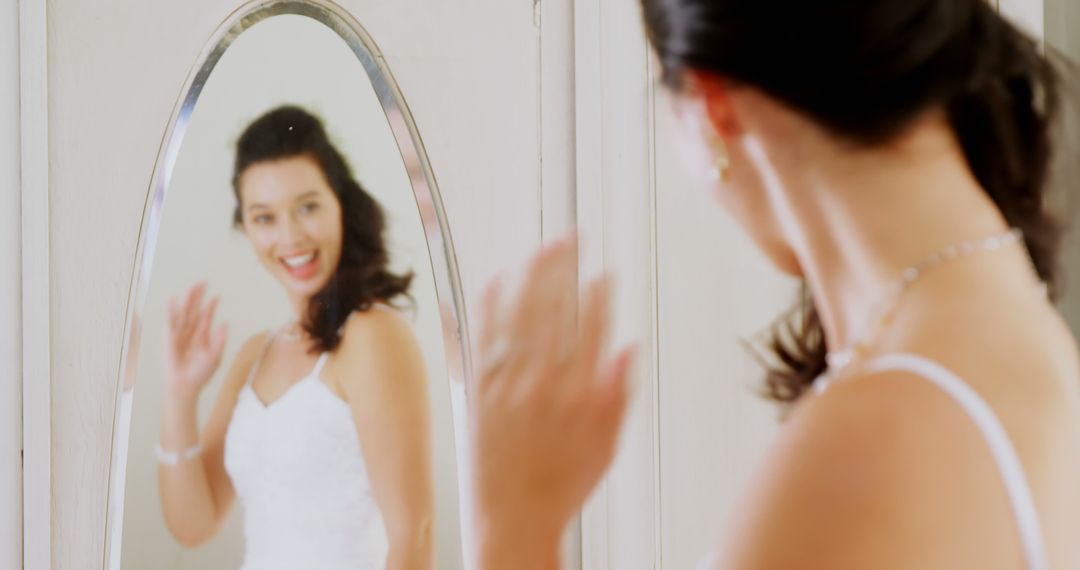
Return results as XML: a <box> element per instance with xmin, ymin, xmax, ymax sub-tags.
<box><xmin>334</xmin><ymin>307</ymin><xmax>426</xmax><ymax>396</ymax></box>
<box><xmin>224</xmin><ymin>330</ymin><xmax>273</xmax><ymax>382</ymax></box>
<box><xmin>338</xmin><ymin>306</ymin><xmax>417</xmax><ymax>352</ymax></box>
<box><xmin>237</xmin><ymin>330</ymin><xmax>272</xmax><ymax>362</ymax></box>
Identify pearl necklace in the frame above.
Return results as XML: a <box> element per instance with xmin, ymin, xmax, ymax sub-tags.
<box><xmin>280</xmin><ymin>322</ymin><xmax>305</xmax><ymax>342</ymax></box>
<box><xmin>824</xmin><ymin>227</ymin><xmax>1025</xmax><ymax>376</ymax></box>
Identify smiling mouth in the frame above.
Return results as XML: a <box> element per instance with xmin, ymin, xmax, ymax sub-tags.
<box><xmin>279</xmin><ymin>250</ymin><xmax>320</xmax><ymax>279</ymax></box>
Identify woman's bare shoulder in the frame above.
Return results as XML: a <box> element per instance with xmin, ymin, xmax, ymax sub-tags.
<box><xmin>218</xmin><ymin>330</ymin><xmax>274</xmax><ymax>393</ymax></box>
<box><xmin>333</xmin><ymin>307</ymin><xmax>425</xmax><ymax>392</ymax></box>
<box><xmin>712</xmin><ymin>368</ymin><xmax>1023</xmax><ymax>569</ymax></box>
<box><xmin>338</xmin><ymin>306</ymin><xmax>417</xmax><ymax>351</ymax></box>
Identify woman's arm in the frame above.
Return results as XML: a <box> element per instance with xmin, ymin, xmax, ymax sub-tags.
<box><xmin>156</xmin><ymin>284</ymin><xmax>263</xmax><ymax>547</ymax></box>
<box><xmin>336</xmin><ymin>308</ymin><xmax>436</xmax><ymax>570</ymax></box>
<box><xmin>469</xmin><ymin>238</ymin><xmax>635</xmax><ymax>569</ymax></box>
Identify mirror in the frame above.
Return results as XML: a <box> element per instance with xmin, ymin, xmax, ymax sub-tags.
<box><xmin>104</xmin><ymin>2</ymin><xmax>472</xmax><ymax>569</ymax></box>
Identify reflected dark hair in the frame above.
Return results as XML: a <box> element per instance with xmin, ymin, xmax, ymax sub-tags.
<box><xmin>232</xmin><ymin>105</ymin><xmax>414</xmax><ymax>353</ymax></box>
<box><xmin>642</xmin><ymin>0</ymin><xmax>1066</xmax><ymax>404</ymax></box>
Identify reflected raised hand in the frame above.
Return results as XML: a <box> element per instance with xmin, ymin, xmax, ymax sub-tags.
<box><xmin>470</xmin><ymin>236</ymin><xmax>636</xmax><ymax>567</ymax></box>
<box><xmin>164</xmin><ymin>282</ymin><xmax>228</xmax><ymax>404</ymax></box>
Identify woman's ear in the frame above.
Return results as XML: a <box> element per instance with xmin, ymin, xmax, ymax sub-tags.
<box><xmin>665</xmin><ymin>71</ymin><xmax>734</xmax><ymax>184</ymax></box>
<box><xmin>685</xmin><ymin>70</ymin><xmax>741</xmax><ymax>140</ymax></box>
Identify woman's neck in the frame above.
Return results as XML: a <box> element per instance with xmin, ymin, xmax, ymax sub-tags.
<box><xmin>287</xmin><ymin>294</ymin><xmax>309</xmax><ymax>325</ymax></box>
<box><xmin>760</xmin><ymin>118</ymin><xmax>1020</xmax><ymax>355</ymax></box>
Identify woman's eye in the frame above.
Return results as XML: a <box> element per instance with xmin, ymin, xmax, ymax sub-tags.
<box><xmin>253</xmin><ymin>214</ymin><xmax>272</xmax><ymax>224</ymax></box>
<box><xmin>300</xmin><ymin>202</ymin><xmax>319</xmax><ymax>213</ymax></box>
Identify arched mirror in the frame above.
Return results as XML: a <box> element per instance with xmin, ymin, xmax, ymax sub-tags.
<box><xmin>103</xmin><ymin>1</ymin><xmax>473</xmax><ymax>568</ymax></box>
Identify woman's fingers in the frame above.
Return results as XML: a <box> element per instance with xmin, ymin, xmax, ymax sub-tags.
<box><xmin>478</xmin><ymin>275</ymin><xmax>505</xmax><ymax>357</ymax></box>
<box><xmin>165</xmin><ymin>296</ymin><xmax>182</xmax><ymax>362</ymax></box>
<box><xmin>210</xmin><ymin>322</ymin><xmax>228</xmax><ymax>366</ymax></box>
<box><xmin>197</xmin><ymin>295</ymin><xmax>220</xmax><ymax>347</ymax></box>
<box><xmin>166</xmin><ymin>296</ymin><xmax>178</xmax><ymax>336</ymax></box>
<box><xmin>504</xmin><ymin>238</ymin><xmax>578</xmax><ymax>398</ymax></box>
<box><xmin>593</xmin><ymin>345</ymin><xmax>635</xmax><ymax>438</ymax></box>
<box><xmin>474</xmin><ymin>275</ymin><xmax>510</xmax><ymax>398</ymax></box>
<box><xmin>534</xmin><ymin>248</ymin><xmax>579</xmax><ymax>380</ymax></box>
<box><xmin>477</xmin><ymin>236</ymin><xmax>577</xmax><ymax>397</ymax></box>
<box><xmin>509</xmin><ymin>237</ymin><xmax>577</xmax><ymax>344</ymax></box>
<box><xmin>177</xmin><ymin>282</ymin><xmax>206</xmax><ymax>345</ymax></box>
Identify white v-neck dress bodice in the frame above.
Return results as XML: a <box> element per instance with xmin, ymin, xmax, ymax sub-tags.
<box><xmin>223</xmin><ymin>344</ymin><xmax>388</xmax><ymax>570</ymax></box>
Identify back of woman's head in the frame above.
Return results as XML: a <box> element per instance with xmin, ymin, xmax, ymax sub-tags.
<box><xmin>641</xmin><ymin>0</ymin><xmax>1066</xmax><ymax>403</ymax></box>
<box><xmin>233</xmin><ymin>105</ymin><xmax>414</xmax><ymax>353</ymax></box>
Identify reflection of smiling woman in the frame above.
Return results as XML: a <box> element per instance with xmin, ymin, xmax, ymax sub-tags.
<box><xmin>157</xmin><ymin>106</ymin><xmax>433</xmax><ymax>570</ymax></box>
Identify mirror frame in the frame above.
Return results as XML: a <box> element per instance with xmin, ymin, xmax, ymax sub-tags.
<box><xmin>102</xmin><ymin>0</ymin><xmax>473</xmax><ymax>566</ymax></box>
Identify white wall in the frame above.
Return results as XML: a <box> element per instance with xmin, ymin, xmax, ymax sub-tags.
<box><xmin>1044</xmin><ymin>0</ymin><xmax>1080</xmax><ymax>335</ymax></box>
<box><xmin>112</xmin><ymin>15</ymin><xmax>461</xmax><ymax>569</ymax></box>
<box><xmin>46</xmin><ymin>1</ymin><xmax>544</xmax><ymax>568</ymax></box>
<box><xmin>1</xmin><ymin>1</ymin><xmax>22</xmax><ymax>568</ymax></box>
<box><xmin>1000</xmin><ymin>0</ymin><xmax>1046</xmax><ymax>37</ymax></box>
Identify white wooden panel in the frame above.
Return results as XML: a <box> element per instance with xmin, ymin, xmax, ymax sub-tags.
<box><xmin>20</xmin><ymin>0</ymin><xmax>50</xmax><ymax>567</ymax></box>
<box><xmin>578</xmin><ymin>0</ymin><xmax>661</xmax><ymax>567</ymax></box>
<box><xmin>538</xmin><ymin>0</ymin><xmax>583</xmax><ymax>566</ymax></box>
<box><xmin>541</xmin><ymin>0</ymin><xmax>577</xmax><ymax>241</ymax></box>
<box><xmin>574</xmin><ymin>0</ymin><xmax>609</xmax><ymax>567</ymax></box>
<box><xmin>999</xmin><ymin>0</ymin><xmax>1045</xmax><ymax>38</ymax></box>
<box><xmin>46</xmin><ymin>1</ymin><xmax>544</xmax><ymax>567</ymax></box>
<box><xmin>597</xmin><ymin>0</ymin><xmax>659</xmax><ymax>568</ymax></box>
<box><xmin>2</xmin><ymin>1</ymin><xmax>22</xmax><ymax>568</ymax></box>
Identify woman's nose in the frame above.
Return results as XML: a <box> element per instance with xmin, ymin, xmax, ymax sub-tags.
<box><xmin>279</xmin><ymin>213</ymin><xmax>309</xmax><ymax>246</ymax></box>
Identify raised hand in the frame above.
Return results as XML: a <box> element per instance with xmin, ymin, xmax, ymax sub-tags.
<box><xmin>164</xmin><ymin>282</ymin><xmax>228</xmax><ymax>405</ymax></box>
<box><xmin>470</xmin><ymin>236</ymin><xmax>636</xmax><ymax>566</ymax></box>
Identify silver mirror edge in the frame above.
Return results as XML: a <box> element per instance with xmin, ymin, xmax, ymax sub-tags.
<box><xmin>101</xmin><ymin>1</ymin><xmax>473</xmax><ymax>567</ymax></box>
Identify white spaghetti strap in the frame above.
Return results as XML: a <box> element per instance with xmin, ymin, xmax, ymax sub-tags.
<box><xmin>244</xmin><ymin>331</ymin><xmax>278</xmax><ymax>387</ymax></box>
<box><xmin>311</xmin><ymin>353</ymin><xmax>330</xmax><ymax>379</ymax></box>
<box><xmin>859</xmin><ymin>354</ymin><xmax>1050</xmax><ymax>570</ymax></box>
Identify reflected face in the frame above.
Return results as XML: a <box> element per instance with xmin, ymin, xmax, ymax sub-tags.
<box><xmin>238</xmin><ymin>155</ymin><xmax>344</xmax><ymax>302</ymax></box>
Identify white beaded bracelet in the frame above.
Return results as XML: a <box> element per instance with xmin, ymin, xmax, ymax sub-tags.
<box><xmin>155</xmin><ymin>442</ymin><xmax>202</xmax><ymax>466</ymax></box>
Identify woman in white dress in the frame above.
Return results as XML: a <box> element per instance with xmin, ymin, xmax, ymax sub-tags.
<box><xmin>469</xmin><ymin>1</ymin><xmax>1080</xmax><ymax>569</ymax></box>
<box><xmin>156</xmin><ymin>106</ymin><xmax>435</xmax><ymax>569</ymax></box>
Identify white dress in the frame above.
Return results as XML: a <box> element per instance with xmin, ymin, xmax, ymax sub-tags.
<box><xmin>224</xmin><ymin>337</ymin><xmax>389</xmax><ymax>570</ymax></box>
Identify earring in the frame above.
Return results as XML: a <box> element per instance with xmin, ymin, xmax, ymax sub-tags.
<box><xmin>707</xmin><ymin>147</ymin><xmax>730</xmax><ymax>184</ymax></box>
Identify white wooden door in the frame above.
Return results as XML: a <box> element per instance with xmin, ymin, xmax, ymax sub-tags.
<box><xmin>2</xmin><ymin>1</ymin><xmax>23</xmax><ymax>568</ymax></box>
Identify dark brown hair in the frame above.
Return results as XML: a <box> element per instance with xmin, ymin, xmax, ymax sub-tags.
<box><xmin>232</xmin><ymin>105</ymin><xmax>414</xmax><ymax>353</ymax></box>
<box><xmin>641</xmin><ymin>0</ymin><xmax>1066</xmax><ymax>403</ymax></box>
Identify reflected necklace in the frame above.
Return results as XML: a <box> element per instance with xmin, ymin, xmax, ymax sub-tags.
<box><xmin>280</xmin><ymin>322</ymin><xmax>305</xmax><ymax>342</ymax></box>
<box><xmin>824</xmin><ymin>227</ymin><xmax>1025</xmax><ymax>376</ymax></box>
